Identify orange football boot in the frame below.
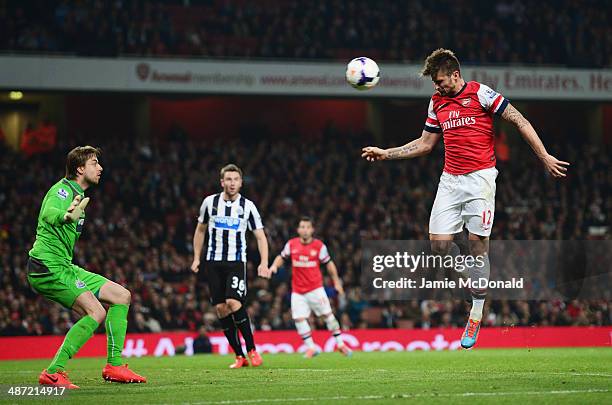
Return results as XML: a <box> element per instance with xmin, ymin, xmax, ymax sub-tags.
<box><xmin>247</xmin><ymin>350</ymin><xmax>263</xmax><ymax>367</ymax></box>
<box><xmin>102</xmin><ymin>364</ymin><xmax>147</xmax><ymax>383</ymax></box>
<box><xmin>229</xmin><ymin>355</ymin><xmax>249</xmax><ymax>369</ymax></box>
<box><xmin>39</xmin><ymin>369</ymin><xmax>79</xmax><ymax>389</ymax></box>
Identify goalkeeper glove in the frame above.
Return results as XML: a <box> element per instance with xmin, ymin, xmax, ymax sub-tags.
<box><xmin>64</xmin><ymin>195</ymin><xmax>90</xmax><ymax>223</ymax></box>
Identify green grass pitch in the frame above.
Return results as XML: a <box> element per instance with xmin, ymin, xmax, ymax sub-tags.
<box><xmin>0</xmin><ymin>349</ymin><xmax>610</xmax><ymax>404</ymax></box>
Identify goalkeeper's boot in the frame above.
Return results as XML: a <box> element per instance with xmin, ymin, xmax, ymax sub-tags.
<box><xmin>39</xmin><ymin>369</ymin><xmax>79</xmax><ymax>389</ymax></box>
<box><xmin>303</xmin><ymin>347</ymin><xmax>321</xmax><ymax>359</ymax></box>
<box><xmin>229</xmin><ymin>356</ymin><xmax>249</xmax><ymax>369</ymax></box>
<box><xmin>461</xmin><ymin>318</ymin><xmax>481</xmax><ymax>349</ymax></box>
<box><xmin>247</xmin><ymin>349</ymin><xmax>263</xmax><ymax>367</ymax></box>
<box><xmin>102</xmin><ymin>364</ymin><xmax>147</xmax><ymax>383</ymax></box>
<box><xmin>337</xmin><ymin>343</ymin><xmax>353</xmax><ymax>357</ymax></box>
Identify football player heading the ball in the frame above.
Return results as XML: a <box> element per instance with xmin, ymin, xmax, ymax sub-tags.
<box><xmin>361</xmin><ymin>49</ymin><xmax>569</xmax><ymax>349</ymax></box>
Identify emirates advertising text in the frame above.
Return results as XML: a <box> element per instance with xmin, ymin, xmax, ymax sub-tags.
<box><xmin>361</xmin><ymin>240</ymin><xmax>611</xmax><ymax>300</ymax></box>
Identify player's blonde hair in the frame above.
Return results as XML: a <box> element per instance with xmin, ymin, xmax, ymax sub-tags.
<box><xmin>65</xmin><ymin>145</ymin><xmax>101</xmax><ymax>179</ymax></box>
<box><xmin>421</xmin><ymin>48</ymin><xmax>461</xmax><ymax>78</ymax></box>
<box><xmin>220</xmin><ymin>163</ymin><xmax>243</xmax><ymax>179</ymax></box>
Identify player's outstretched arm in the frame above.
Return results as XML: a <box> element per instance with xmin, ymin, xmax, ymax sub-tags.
<box><xmin>191</xmin><ymin>222</ymin><xmax>207</xmax><ymax>273</ymax></box>
<box><xmin>361</xmin><ymin>130</ymin><xmax>441</xmax><ymax>161</ymax></box>
<box><xmin>253</xmin><ymin>228</ymin><xmax>271</xmax><ymax>278</ymax></box>
<box><xmin>325</xmin><ymin>261</ymin><xmax>344</xmax><ymax>295</ymax></box>
<box><xmin>43</xmin><ymin>193</ymin><xmax>89</xmax><ymax>226</ymax></box>
<box><xmin>269</xmin><ymin>255</ymin><xmax>285</xmax><ymax>276</ymax></box>
<box><xmin>501</xmin><ymin>103</ymin><xmax>570</xmax><ymax>178</ymax></box>
<box><xmin>42</xmin><ymin>192</ymin><xmax>75</xmax><ymax>226</ymax></box>
<box><xmin>64</xmin><ymin>195</ymin><xmax>89</xmax><ymax>223</ymax></box>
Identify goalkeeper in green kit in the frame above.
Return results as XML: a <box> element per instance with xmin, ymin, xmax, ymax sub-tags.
<box><xmin>28</xmin><ymin>146</ymin><xmax>146</xmax><ymax>389</ymax></box>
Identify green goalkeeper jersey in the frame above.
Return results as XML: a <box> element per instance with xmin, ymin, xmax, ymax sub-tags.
<box><xmin>29</xmin><ymin>178</ymin><xmax>86</xmax><ymax>269</ymax></box>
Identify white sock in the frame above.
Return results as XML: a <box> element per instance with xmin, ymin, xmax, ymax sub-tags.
<box><xmin>295</xmin><ymin>319</ymin><xmax>316</xmax><ymax>349</ymax></box>
<box><xmin>324</xmin><ymin>315</ymin><xmax>344</xmax><ymax>346</ymax></box>
<box><xmin>470</xmin><ymin>299</ymin><xmax>485</xmax><ymax>321</ymax></box>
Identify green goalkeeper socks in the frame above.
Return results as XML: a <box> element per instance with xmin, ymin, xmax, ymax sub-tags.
<box><xmin>47</xmin><ymin>315</ymin><xmax>99</xmax><ymax>373</ymax></box>
<box><xmin>106</xmin><ymin>304</ymin><xmax>129</xmax><ymax>366</ymax></box>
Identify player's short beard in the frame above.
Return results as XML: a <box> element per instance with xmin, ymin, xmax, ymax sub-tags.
<box><xmin>438</xmin><ymin>85</ymin><xmax>450</xmax><ymax>96</ymax></box>
<box><xmin>85</xmin><ymin>173</ymin><xmax>99</xmax><ymax>185</ymax></box>
<box><xmin>224</xmin><ymin>187</ymin><xmax>239</xmax><ymax>198</ymax></box>
<box><xmin>300</xmin><ymin>233</ymin><xmax>313</xmax><ymax>242</ymax></box>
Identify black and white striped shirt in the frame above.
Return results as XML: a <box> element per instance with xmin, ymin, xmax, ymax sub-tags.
<box><xmin>197</xmin><ymin>193</ymin><xmax>264</xmax><ymax>263</ymax></box>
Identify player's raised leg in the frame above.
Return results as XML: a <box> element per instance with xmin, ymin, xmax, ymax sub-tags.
<box><xmin>459</xmin><ymin>234</ymin><xmax>490</xmax><ymax>349</ymax></box>
<box><xmin>429</xmin><ymin>173</ymin><xmax>469</xmax><ymax>288</ymax></box>
<box><xmin>38</xmin><ymin>290</ymin><xmax>105</xmax><ymax>389</ymax></box>
<box><xmin>460</xmin><ymin>175</ymin><xmax>495</xmax><ymax>349</ymax></box>
<box><xmin>98</xmin><ymin>280</ymin><xmax>146</xmax><ymax>383</ymax></box>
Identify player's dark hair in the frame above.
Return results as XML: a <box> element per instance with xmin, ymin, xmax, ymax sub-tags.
<box><xmin>298</xmin><ymin>216</ymin><xmax>315</xmax><ymax>227</ymax></box>
<box><xmin>421</xmin><ymin>48</ymin><xmax>461</xmax><ymax>78</ymax></box>
<box><xmin>65</xmin><ymin>146</ymin><xmax>101</xmax><ymax>179</ymax></box>
<box><xmin>220</xmin><ymin>163</ymin><xmax>243</xmax><ymax>179</ymax></box>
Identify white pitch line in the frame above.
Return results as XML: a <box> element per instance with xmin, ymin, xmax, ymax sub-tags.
<box><xmin>551</xmin><ymin>372</ymin><xmax>612</xmax><ymax>378</ymax></box>
<box><xmin>185</xmin><ymin>389</ymin><xmax>609</xmax><ymax>405</ymax></box>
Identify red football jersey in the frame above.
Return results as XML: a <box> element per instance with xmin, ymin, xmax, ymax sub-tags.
<box><xmin>281</xmin><ymin>238</ymin><xmax>331</xmax><ymax>294</ymax></box>
<box><xmin>424</xmin><ymin>81</ymin><xmax>508</xmax><ymax>175</ymax></box>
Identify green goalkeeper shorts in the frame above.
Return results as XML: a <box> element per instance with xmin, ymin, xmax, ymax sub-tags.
<box><xmin>27</xmin><ymin>257</ymin><xmax>109</xmax><ymax>309</ymax></box>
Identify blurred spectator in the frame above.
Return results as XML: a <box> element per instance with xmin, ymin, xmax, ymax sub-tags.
<box><xmin>19</xmin><ymin>120</ymin><xmax>57</xmax><ymax>157</ymax></box>
<box><xmin>192</xmin><ymin>326</ymin><xmax>213</xmax><ymax>354</ymax></box>
<box><xmin>0</xmin><ymin>127</ymin><xmax>609</xmax><ymax>336</ymax></box>
<box><xmin>0</xmin><ymin>126</ymin><xmax>6</xmax><ymax>151</ymax></box>
<box><xmin>0</xmin><ymin>0</ymin><xmax>609</xmax><ymax>68</ymax></box>
<box><xmin>1</xmin><ymin>313</ymin><xmax>28</xmax><ymax>336</ymax></box>
<box><xmin>495</xmin><ymin>131</ymin><xmax>510</xmax><ymax>162</ymax></box>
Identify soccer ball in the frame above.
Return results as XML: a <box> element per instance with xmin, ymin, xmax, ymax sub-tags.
<box><xmin>345</xmin><ymin>57</ymin><xmax>380</xmax><ymax>90</ymax></box>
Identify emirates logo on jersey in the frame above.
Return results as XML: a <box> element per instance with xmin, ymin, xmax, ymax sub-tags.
<box><xmin>441</xmin><ymin>110</ymin><xmax>476</xmax><ymax>131</ymax></box>
<box><xmin>293</xmin><ymin>255</ymin><xmax>318</xmax><ymax>268</ymax></box>
<box><xmin>461</xmin><ymin>98</ymin><xmax>471</xmax><ymax>106</ymax></box>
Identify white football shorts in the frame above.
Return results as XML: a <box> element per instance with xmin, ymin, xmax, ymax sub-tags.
<box><xmin>429</xmin><ymin>166</ymin><xmax>498</xmax><ymax>237</ymax></box>
<box><xmin>291</xmin><ymin>287</ymin><xmax>333</xmax><ymax>319</ymax></box>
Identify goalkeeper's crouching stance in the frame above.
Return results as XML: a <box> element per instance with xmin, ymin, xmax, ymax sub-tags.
<box><xmin>28</xmin><ymin>146</ymin><xmax>146</xmax><ymax>389</ymax></box>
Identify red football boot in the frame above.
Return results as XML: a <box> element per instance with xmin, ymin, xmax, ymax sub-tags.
<box><xmin>102</xmin><ymin>364</ymin><xmax>147</xmax><ymax>383</ymax></box>
<box><xmin>229</xmin><ymin>356</ymin><xmax>249</xmax><ymax>369</ymax></box>
<box><xmin>248</xmin><ymin>349</ymin><xmax>263</xmax><ymax>367</ymax></box>
<box><xmin>39</xmin><ymin>369</ymin><xmax>79</xmax><ymax>389</ymax></box>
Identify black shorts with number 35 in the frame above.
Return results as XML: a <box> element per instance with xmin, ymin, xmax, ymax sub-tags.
<box><xmin>205</xmin><ymin>261</ymin><xmax>247</xmax><ymax>305</ymax></box>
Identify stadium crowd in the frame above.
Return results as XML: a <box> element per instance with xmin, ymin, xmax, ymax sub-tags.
<box><xmin>0</xmin><ymin>128</ymin><xmax>609</xmax><ymax>336</ymax></box>
<box><xmin>0</xmin><ymin>0</ymin><xmax>610</xmax><ymax>68</ymax></box>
